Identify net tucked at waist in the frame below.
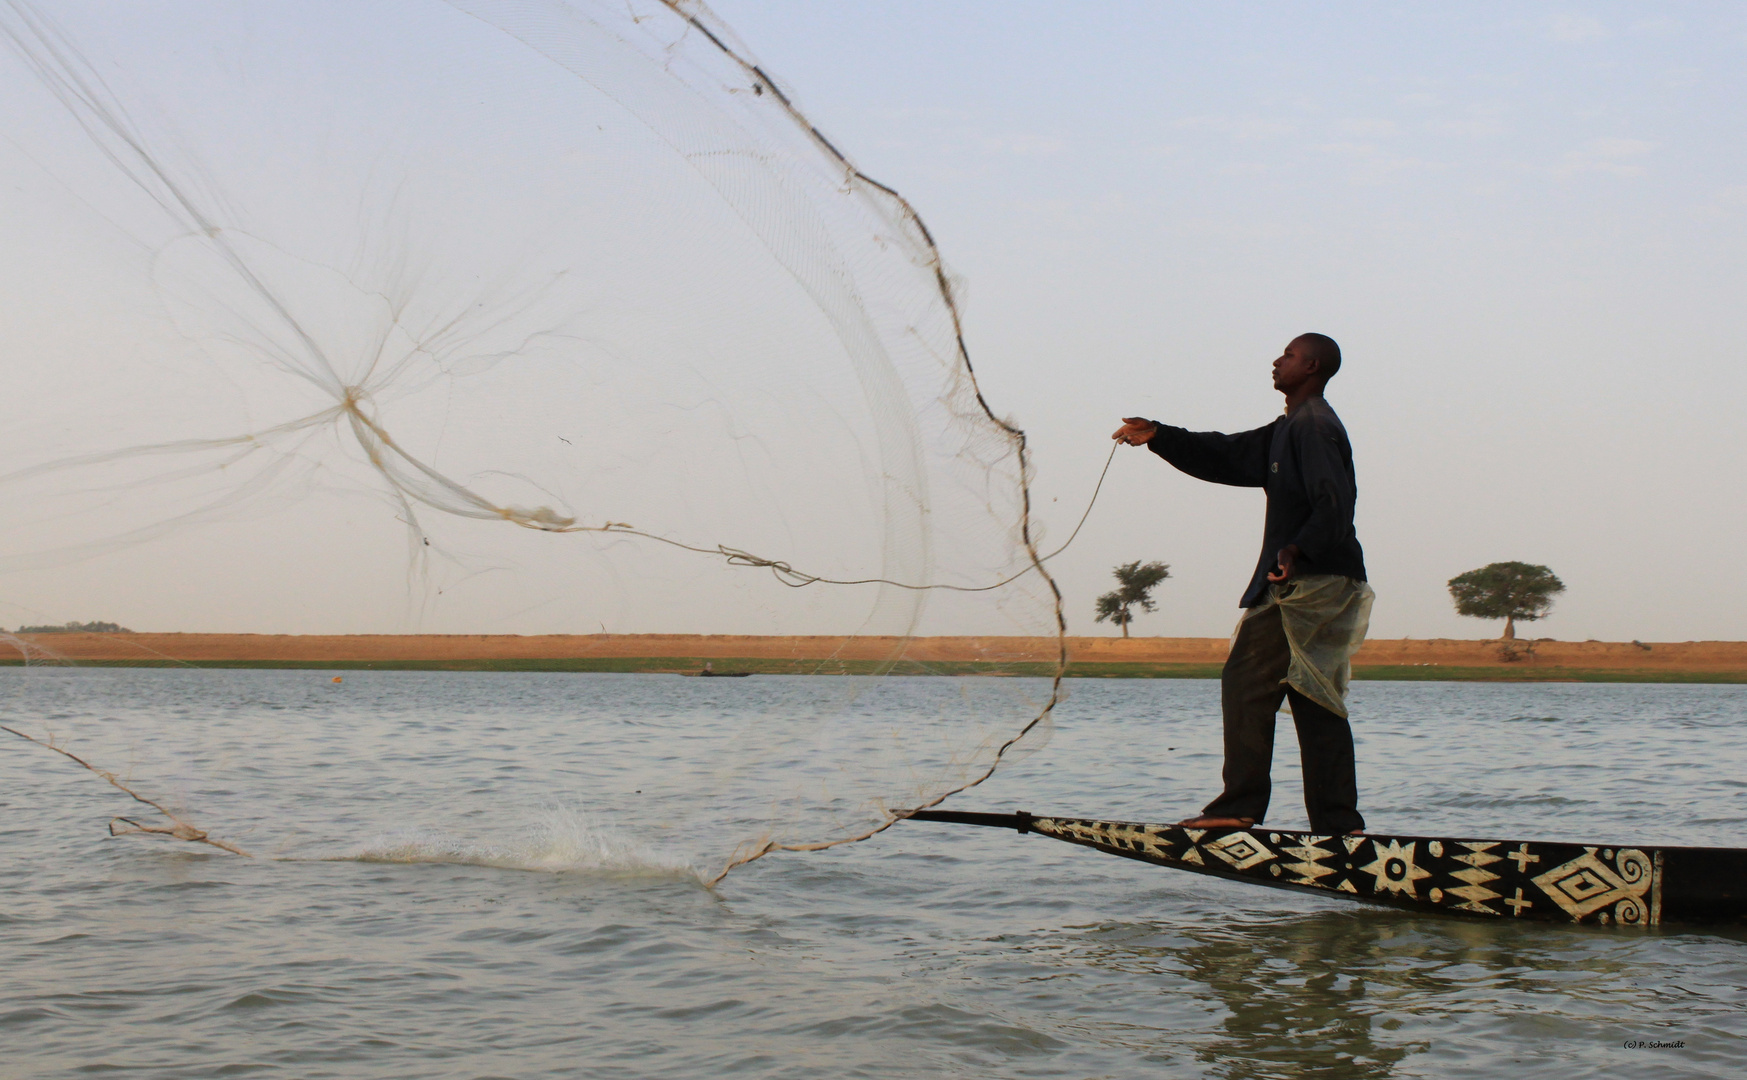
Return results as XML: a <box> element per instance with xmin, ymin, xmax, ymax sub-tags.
<box><xmin>1239</xmin><ymin>575</ymin><xmax>1375</xmax><ymax>717</ymax></box>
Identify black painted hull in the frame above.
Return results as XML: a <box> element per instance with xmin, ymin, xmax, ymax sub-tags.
<box><xmin>907</xmin><ymin>811</ymin><xmax>1747</xmax><ymax>927</ymax></box>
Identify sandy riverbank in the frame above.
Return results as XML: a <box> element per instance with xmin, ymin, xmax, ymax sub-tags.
<box><xmin>6</xmin><ymin>633</ymin><xmax>1745</xmax><ymax>681</ymax></box>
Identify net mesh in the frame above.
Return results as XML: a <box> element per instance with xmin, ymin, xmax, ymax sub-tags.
<box><xmin>0</xmin><ymin>0</ymin><xmax>1064</xmax><ymax>879</ymax></box>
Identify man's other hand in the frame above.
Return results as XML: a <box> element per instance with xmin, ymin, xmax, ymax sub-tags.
<box><xmin>1267</xmin><ymin>544</ymin><xmax>1301</xmax><ymax>583</ymax></box>
<box><xmin>1113</xmin><ymin>417</ymin><xmax>1158</xmax><ymax>445</ymax></box>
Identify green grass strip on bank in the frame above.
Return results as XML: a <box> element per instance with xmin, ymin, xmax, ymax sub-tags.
<box><xmin>0</xmin><ymin>655</ymin><xmax>1742</xmax><ymax>682</ymax></box>
<box><xmin>0</xmin><ymin>656</ymin><xmax>1044</xmax><ymax>676</ymax></box>
<box><xmin>1350</xmin><ymin>665</ymin><xmax>1746</xmax><ymax>683</ymax></box>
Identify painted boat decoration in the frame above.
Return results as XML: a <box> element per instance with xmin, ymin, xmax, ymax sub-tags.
<box><xmin>906</xmin><ymin>810</ymin><xmax>1747</xmax><ymax>927</ymax></box>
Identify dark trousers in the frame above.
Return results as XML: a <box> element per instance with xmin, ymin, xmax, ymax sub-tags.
<box><xmin>1201</xmin><ymin>604</ymin><xmax>1365</xmax><ymax>835</ymax></box>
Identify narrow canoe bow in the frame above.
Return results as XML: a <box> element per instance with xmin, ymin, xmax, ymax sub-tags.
<box><xmin>906</xmin><ymin>810</ymin><xmax>1747</xmax><ymax>927</ymax></box>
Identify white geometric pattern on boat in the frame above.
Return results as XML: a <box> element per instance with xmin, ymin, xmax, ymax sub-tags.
<box><xmin>1093</xmin><ymin>821</ymin><xmax>1172</xmax><ymax>860</ymax></box>
<box><xmin>1203</xmin><ymin>830</ymin><xmax>1275</xmax><ymax>871</ymax></box>
<box><xmin>1446</xmin><ymin>841</ymin><xmax>1505</xmax><ymax>914</ymax></box>
<box><xmin>1007</xmin><ymin>817</ymin><xmax>1666</xmax><ymax>927</ymax></box>
<box><xmin>1532</xmin><ymin>848</ymin><xmax>1654</xmax><ymax>923</ymax></box>
<box><xmin>1280</xmin><ymin>836</ymin><xmax>1339</xmax><ymax>886</ymax></box>
<box><xmin>1358</xmin><ymin>838</ymin><xmax>1433</xmax><ymax>898</ymax></box>
<box><xmin>1033</xmin><ymin>818</ymin><xmax>1173</xmax><ymax>861</ymax></box>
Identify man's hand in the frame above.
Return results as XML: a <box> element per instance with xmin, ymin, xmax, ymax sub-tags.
<box><xmin>1266</xmin><ymin>544</ymin><xmax>1301</xmax><ymax>583</ymax></box>
<box><xmin>1112</xmin><ymin>417</ymin><xmax>1158</xmax><ymax>446</ymax></box>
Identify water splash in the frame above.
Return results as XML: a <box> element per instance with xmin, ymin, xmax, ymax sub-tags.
<box><xmin>340</xmin><ymin>806</ymin><xmax>699</xmax><ymax>880</ymax></box>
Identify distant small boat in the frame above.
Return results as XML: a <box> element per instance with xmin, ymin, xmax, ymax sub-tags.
<box><xmin>688</xmin><ymin>664</ymin><xmax>753</xmax><ymax>678</ymax></box>
<box><xmin>905</xmin><ymin>810</ymin><xmax>1747</xmax><ymax>927</ymax></box>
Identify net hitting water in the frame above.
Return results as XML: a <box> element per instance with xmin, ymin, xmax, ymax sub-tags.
<box><xmin>0</xmin><ymin>0</ymin><xmax>1073</xmax><ymax>880</ymax></box>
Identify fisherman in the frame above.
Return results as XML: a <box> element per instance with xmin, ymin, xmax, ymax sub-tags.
<box><xmin>1113</xmin><ymin>333</ymin><xmax>1373</xmax><ymax>836</ymax></box>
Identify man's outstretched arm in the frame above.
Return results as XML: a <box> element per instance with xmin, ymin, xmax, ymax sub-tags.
<box><xmin>1113</xmin><ymin>416</ymin><xmax>1274</xmax><ymax>488</ymax></box>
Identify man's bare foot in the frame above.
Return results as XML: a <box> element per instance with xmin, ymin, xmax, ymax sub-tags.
<box><xmin>1176</xmin><ymin>816</ymin><xmax>1255</xmax><ymax>829</ymax></box>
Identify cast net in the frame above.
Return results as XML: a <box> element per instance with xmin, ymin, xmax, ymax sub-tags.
<box><xmin>0</xmin><ymin>0</ymin><xmax>1063</xmax><ymax>880</ymax></box>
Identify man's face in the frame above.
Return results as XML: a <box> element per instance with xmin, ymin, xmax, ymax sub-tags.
<box><xmin>1271</xmin><ymin>337</ymin><xmax>1320</xmax><ymax>393</ymax></box>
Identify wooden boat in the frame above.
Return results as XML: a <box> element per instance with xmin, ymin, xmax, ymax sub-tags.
<box><xmin>684</xmin><ymin>664</ymin><xmax>753</xmax><ymax>677</ymax></box>
<box><xmin>907</xmin><ymin>810</ymin><xmax>1747</xmax><ymax>927</ymax></box>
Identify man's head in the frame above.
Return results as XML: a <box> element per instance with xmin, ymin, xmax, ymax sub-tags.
<box><xmin>1272</xmin><ymin>333</ymin><xmax>1341</xmax><ymax>396</ymax></box>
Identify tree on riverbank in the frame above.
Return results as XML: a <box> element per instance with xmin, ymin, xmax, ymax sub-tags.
<box><xmin>1094</xmin><ymin>561</ymin><xmax>1171</xmax><ymax>638</ymax></box>
<box><xmin>1447</xmin><ymin>562</ymin><xmax>1564</xmax><ymax>639</ymax></box>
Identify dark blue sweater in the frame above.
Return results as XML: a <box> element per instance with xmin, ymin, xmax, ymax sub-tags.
<box><xmin>1146</xmin><ymin>397</ymin><xmax>1367</xmax><ymax>607</ymax></box>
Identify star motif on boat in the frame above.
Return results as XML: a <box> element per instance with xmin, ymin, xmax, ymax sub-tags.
<box><xmin>1357</xmin><ymin>839</ymin><xmax>1432</xmax><ymax>898</ymax></box>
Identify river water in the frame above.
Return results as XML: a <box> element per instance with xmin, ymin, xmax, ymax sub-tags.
<box><xmin>2</xmin><ymin>670</ymin><xmax>1743</xmax><ymax>1078</ymax></box>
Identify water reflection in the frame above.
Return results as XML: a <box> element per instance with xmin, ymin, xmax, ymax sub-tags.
<box><xmin>1175</xmin><ymin>913</ymin><xmax>1423</xmax><ymax>1078</ymax></box>
<box><xmin>1037</xmin><ymin>906</ymin><xmax>1700</xmax><ymax>1078</ymax></box>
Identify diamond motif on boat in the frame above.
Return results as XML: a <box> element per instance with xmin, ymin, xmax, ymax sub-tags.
<box><xmin>1357</xmin><ymin>839</ymin><xmax>1433</xmax><ymax>898</ymax></box>
<box><xmin>1203</xmin><ymin>830</ymin><xmax>1275</xmax><ymax>871</ymax></box>
<box><xmin>1532</xmin><ymin>848</ymin><xmax>1654</xmax><ymax>922</ymax></box>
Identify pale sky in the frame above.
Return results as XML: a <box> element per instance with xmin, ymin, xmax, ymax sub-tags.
<box><xmin>2</xmin><ymin>2</ymin><xmax>1743</xmax><ymax>642</ymax></box>
<box><xmin>708</xmin><ymin>1</ymin><xmax>1747</xmax><ymax>641</ymax></box>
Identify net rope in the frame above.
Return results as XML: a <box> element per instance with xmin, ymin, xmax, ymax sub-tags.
<box><xmin>0</xmin><ymin>0</ymin><xmax>1111</xmax><ymax>880</ymax></box>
